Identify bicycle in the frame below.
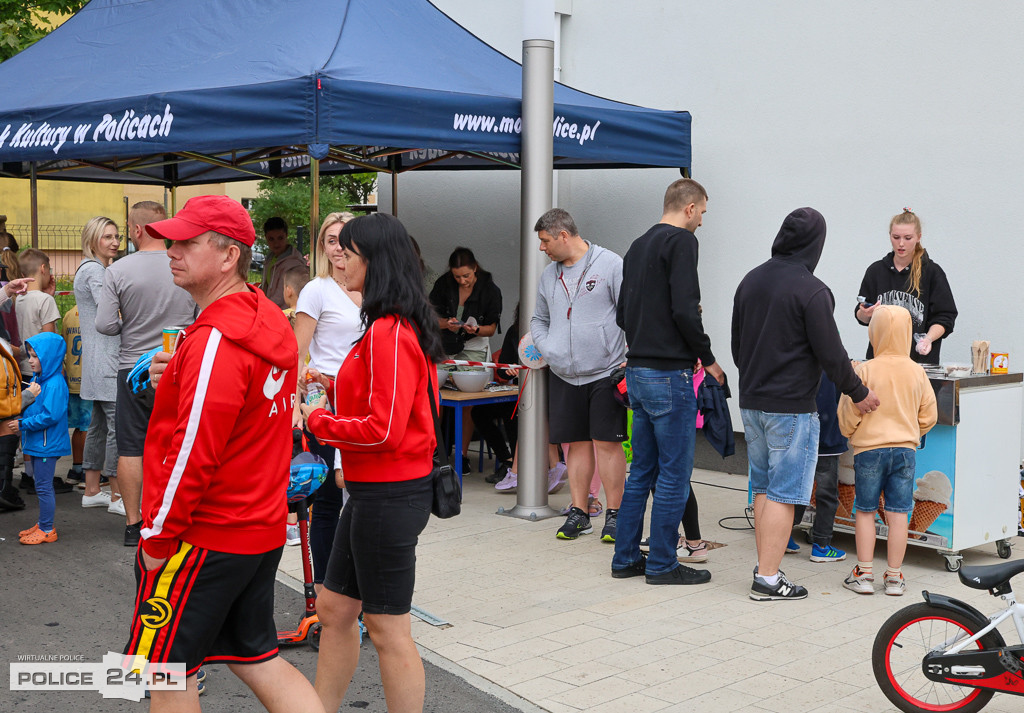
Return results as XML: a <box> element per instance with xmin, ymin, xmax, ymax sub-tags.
<box><xmin>873</xmin><ymin>558</ymin><xmax>1024</xmax><ymax>712</ymax></box>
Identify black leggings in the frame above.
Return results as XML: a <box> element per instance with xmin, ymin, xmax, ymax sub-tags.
<box><xmin>304</xmin><ymin>428</ymin><xmax>341</xmax><ymax>585</ymax></box>
<box><xmin>470</xmin><ymin>402</ymin><xmax>516</xmax><ymax>463</ymax></box>
<box><xmin>681</xmin><ymin>488</ymin><xmax>701</xmax><ymax>541</ymax></box>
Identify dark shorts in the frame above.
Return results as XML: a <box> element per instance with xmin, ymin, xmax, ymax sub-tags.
<box><xmin>124</xmin><ymin>542</ymin><xmax>281</xmax><ymax>676</ymax></box>
<box><xmin>548</xmin><ymin>373</ymin><xmax>627</xmax><ymax>443</ymax></box>
<box><xmin>116</xmin><ymin>368</ymin><xmax>153</xmax><ymax>457</ymax></box>
<box><xmin>323</xmin><ymin>474</ymin><xmax>432</xmax><ymax>615</ymax></box>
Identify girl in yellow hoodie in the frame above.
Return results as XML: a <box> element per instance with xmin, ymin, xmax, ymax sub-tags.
<box><xmin>838</xmin><ymin>305</ymin><xmax>937</xmax><ymax>595</ymax></box>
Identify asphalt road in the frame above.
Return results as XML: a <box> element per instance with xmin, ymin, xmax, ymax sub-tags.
<box><xmin>0</xmin><ymin>480</ymin><xmax>528</xmax><ymax>713</ymax></box>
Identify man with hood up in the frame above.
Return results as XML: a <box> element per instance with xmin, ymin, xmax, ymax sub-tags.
<box><xmin>732</xmin><ymin>207</ymin><xmax>879</xmax><ymax>602</ymax></box>
<box><xmin>123</xmin><ymin>196</ymin><xmax>323</xmax><ymax>712</ymax></box>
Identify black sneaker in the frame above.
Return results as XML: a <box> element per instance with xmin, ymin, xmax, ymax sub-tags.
<box><xmin>52</xmin><ymin>477</ymin><xmax>74</xmax><ymax>494</ymax></box>
<box><xmin>639</xmin><ymin>537</ymin><xmax>650</xmax><ymax>553</ymax></box>
<box><xmin>601</xmin><ymin>509</ymin><xmax>618</xmax><ymax>543</ymax></box>
<box><xmin>124</xmin><ymin>522</ymin><xmax>142</xmax><ymax>547</ymax></box>
<box><xmin>486</xmin><ymin>461</ymin><xmax>511</xmax><ymax>484</ymax></box>
<box><xmin>19</xmin><ymin>475</ymin><xmax>35</xmax><ymax>493</ymax></box>
<box><xmin>65</xmin><ymin>469</ymin><xmax>85</xmax><ymax>485</ymax></box>
<box><xmin>646</xmin><ymin>564</ymin><xmax>712</xmax><ymax>585</ymax></box>
<box><xmin>611</xmin><ymin>552</ymin><xmax>647</xmax><ymax>579</ymax></box>
<box><xmin>0</xmin><ymin>485</ymin><xmax>25</xmax><ymax>510</ymax></box>
<box><xmin>749</xmin><ymin>571</ymin><xmax>808</xmax><ymax>601</ymax></box>
<box><xmin>556</xmin><ymin>507</ymin><xmax>592</xmax><ymax>540</ymax></box>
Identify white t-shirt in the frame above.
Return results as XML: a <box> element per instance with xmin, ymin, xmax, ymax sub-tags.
<box><xmin>296</xmin><ymin>277</ymin><xmax>363</xmax><ymax>376</ymax></box>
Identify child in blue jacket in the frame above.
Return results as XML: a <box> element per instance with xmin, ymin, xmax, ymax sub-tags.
<box><xmin>18</xmin><ymin>332</ymin><xmax>70</xmax><ymax>545</ymax></box>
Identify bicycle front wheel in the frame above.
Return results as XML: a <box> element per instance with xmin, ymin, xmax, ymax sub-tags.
<box><xmin>873</xmin><ymin>602</ymin><xmax>996</xmax><ymax>713</ymax></box>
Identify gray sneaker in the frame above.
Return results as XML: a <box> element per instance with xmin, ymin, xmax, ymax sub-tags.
<box><xmin>843</xmin><ymin>566</ymin><xmax>875</xmax><ymax>595</ymax></box>
<box><xmin>883</xmin><ymin>571</ymin><xmax>906</xmax><ymax>596</ymax></box>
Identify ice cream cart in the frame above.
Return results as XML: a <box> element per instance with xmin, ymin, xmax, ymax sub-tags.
<box><xmin>799</xmin><ymin>372</ymin><xmax>1023</xmax><ymax>571</ymax></box>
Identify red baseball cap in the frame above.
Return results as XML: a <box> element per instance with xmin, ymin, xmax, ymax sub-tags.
<box><xmin>145</xmin><ymin>195</ymin><xmax>256</xmax><ymax>247</ymax></box>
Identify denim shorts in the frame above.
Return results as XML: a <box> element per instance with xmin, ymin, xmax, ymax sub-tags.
<box><xmin>853</xmin><ymin>447</ymin><xmax>915</xmax><ymax>514</ymax></box>
<box><xmin>67</xmin><ymin>393</ymin><xmax>93</xmax><ymax>431</ymax></box>
<box><xmin>742</xmin><ymin>409</ymin><xmax>819</xmax><ymax>505</ymax></box>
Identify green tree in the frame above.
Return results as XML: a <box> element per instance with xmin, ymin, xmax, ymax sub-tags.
<box><xmin>0</xmin><ymin>1</ymin><xmax>88</xmax><ymax>61</ymax></box>
<box><xmin>249</xmin><ymin>174</ymin><xmax>376</xmax><ymax>253</ymax></box>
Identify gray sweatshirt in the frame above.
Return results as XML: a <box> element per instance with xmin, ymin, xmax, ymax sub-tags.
<box><xmin>74</xmin><ymin>259</ymin><xmax>121</xmax><ymax>402</ymax></box>
<box><xmin>95</xmin><ymin>251</ymin><xmax>197</xmax><ymax>370</ymax></box>
<box><xmin>530</xmin><ymin>242</ymin><xmax>626</xmax><ymax>385</ymax></box>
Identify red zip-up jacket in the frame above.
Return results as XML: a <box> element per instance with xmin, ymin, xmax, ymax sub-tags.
<box><xmin>307</xmin><ymin>315</ymin><xmax>436</xmax><ymax>483</ymax></box>
<box><xmin>140</xmin><ymin>287</ymin><xmax>298</xmax><ymax>560</ymax></box>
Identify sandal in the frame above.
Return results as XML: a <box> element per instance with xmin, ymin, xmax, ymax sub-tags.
<box><xmin>20</xmin><ymin>527</ymin><xmax>57</xmax><ymax>545</ymax></box>
<box><xmin>588</xmin><ymin>497</ymin><xmax>603</xmax><ymax>518</ymax></box>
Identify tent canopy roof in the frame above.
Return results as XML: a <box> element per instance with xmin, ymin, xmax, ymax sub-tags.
<box><xmin>0</xmin><ymin>0</ymin><xmax>691</xmax><ymax>185</ymax></box>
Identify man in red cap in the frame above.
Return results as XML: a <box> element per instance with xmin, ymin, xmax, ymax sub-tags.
<box><xmin>122</xmin><ymin>196</ymin><xmax>321</xmax><ymax>712</ymax></box>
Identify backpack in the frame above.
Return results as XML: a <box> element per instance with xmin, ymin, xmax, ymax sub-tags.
<box><xmin>0</xmin><ymin>338</ymin><xmax>21</xmax><ymax>419</ymax></box>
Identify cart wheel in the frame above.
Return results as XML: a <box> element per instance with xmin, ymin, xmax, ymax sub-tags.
<box><xmin>996</xmin><ymin>540</ymin><xmax>1012</xmax><ymax>559</ymax></box>
<box><xmin>308</xmin><ymin>623</ymin><xmax>322</xmax><ymax>651</ymax></box>
<box><xmin>943</xmin><ymin>555</ymin><xmax>962</xmax><ymax>572</ymax></box>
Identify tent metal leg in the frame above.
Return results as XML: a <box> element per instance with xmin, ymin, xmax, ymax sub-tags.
<box><xmin>500</xmin><ymin>35</ymin><xmax>558</xmax><ymax>522</ymax></box>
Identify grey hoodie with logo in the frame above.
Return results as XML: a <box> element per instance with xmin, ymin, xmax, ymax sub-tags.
<box><xmin>530</xmin><ymin>242</ymin><xmax>626</xmax><ymax>386</ymax></box>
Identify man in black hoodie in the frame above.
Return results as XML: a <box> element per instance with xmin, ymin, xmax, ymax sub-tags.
<box><xmin>611</xmin><ymin>178</ymin><xmax>722</xmax><ymax>586</ymax></box>
<box><xmin>732</xmin><ymin>207</ymin><xmax>879</xmax><ymax>602</ymax></box>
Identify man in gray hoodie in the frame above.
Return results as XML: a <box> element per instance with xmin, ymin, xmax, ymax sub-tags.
<box><xmin>531</xmin><ymin>208</ymin><xmax>627</xmax><ymax>543</ymax></box>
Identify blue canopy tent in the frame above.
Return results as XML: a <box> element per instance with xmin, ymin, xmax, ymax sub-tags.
<box><xmin>0</xmin><ymin>0</ymin><xmax>691</xmax><ymax>185</ymax></box>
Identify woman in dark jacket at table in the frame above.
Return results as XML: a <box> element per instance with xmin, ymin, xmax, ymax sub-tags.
<box><xmin>429</xmin><ymin>247</ymin><xmax>502</xmax><ymax>471</ymax></box>
<box><xmin>854</xmin><ymin>209</ymin><xmax>957</xmax><ymax>365</ymax></box>
<box><xmin>429</xmin><ymin>247</ymin><xmax>502</xmax><ymax>360</ymax></box>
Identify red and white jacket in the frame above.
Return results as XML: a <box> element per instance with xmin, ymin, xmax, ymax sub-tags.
<box><xmin>308</xmin><ymin>315</ymin><xmax>436</xmax><ymax>483</ymax></box>
<box><xmin>140</xmin><ymin>287</ymin><xmax>298</xmax><ymax>560</ymax></box>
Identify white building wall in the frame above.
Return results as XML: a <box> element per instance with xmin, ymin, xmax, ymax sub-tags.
<box><xmin>388</xmin><ymin>1</ymin><xmax>1024</xmax><ymax>444</ymax></box>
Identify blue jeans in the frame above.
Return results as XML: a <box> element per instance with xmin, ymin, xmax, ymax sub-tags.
<box><xmin>612</xmin><ymin>368</ymin><xmax>696</xmax><ymax>576</ymax></box>
<box><xmin>742</xmin><ymin>409</ymin><xmax>819</xmax><ymax>505</ymax></box>
<box><xmin>30</xmin><ymin>455</ymin><xmax>57</xmax><ymax>531</ymax></box>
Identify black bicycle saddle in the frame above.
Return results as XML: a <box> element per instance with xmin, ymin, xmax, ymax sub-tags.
<box><xmin>958</xmin><ymin>559</ymin><xmax>1024</xmax><ymax>591</ymax></box>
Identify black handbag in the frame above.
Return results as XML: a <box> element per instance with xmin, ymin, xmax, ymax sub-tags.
<box><xmin>427</xmin><ymin>376</ymin><xmax>461</xmax><ymax>518</ymax></box>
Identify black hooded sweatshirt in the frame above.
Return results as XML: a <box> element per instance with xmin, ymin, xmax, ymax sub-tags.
<box><xmin>731</xmin><ymin>208</ymin><xmax>868</xmax><ymax>413</ymax></box>
<box><xmin>855</xmin><ymin>252</ymin><xmax>957</xmax><ymax>365</ymax></box>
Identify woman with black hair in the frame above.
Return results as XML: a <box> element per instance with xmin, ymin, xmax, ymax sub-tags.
<box><xmin>429</xmin><ymin>247</ymin><xmax>501</xmax><ymax>471</ymax></box>
<box><xmin>300</xmin><ymin>213</ymin><xmax>442</xmax><ymax>713</ymax></box>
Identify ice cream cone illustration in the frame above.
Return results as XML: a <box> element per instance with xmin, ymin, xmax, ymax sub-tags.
<box><xmin>909</xmin><ymin>470</ymin><xmax>952</xmax><ymax>539</ymax></box>
<box><xmin>836</xmin><ymin>453</ymin><xmax>855</xmax><ymax>523</ymax></box>
<box><xmin>877</xmin><ymin>493</ymin><xmax>887</xmax><ymax>522</ymax></box>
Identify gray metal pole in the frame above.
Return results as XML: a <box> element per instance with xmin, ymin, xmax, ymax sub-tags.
<box><xmin>498</xmin><ymin>35</ymin><xmax>558</xmax><ymax>521</ymax></box>
<box><xmin>29</xmin><ymin>162</ymin><xmax>38</xmax><ymax>249</ymax></box>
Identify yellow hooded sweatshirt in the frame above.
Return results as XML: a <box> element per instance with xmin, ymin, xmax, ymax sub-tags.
<box><xmin>838</xmin><ymin>305</ymin><xmax>937</xmax><ymax>454</ymax></box>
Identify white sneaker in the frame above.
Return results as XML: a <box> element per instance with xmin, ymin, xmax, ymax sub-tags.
<box><xmin>82</xmin><ymin>490</ymin><xmax>112</xmax><ymax>508</ymax></box>
<box><xmin>286</xmin><ymin>524</ymin><xmax>301</xmax><ymax>546</ymax></box>
<box><xmin>108</xmin><ymin>498</ymin><xmax>126</xmax><ymax>516</ymax></box>
<box><xmin>884</xmin><ymin>571</ymin><xmax>906</xmax><ymax>596</ymax></box>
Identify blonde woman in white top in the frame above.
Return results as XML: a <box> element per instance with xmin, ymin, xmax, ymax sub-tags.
<box><xmin>291</xmin><ymin>212</ymin><xmax>363</xmax><ymax>588</ymax></box>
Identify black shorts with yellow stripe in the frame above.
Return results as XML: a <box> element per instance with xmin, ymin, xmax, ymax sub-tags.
<box><xmin>123</xmin><ymin>542</ymin><xmax>283</xmax><ymax>676</ymax></box>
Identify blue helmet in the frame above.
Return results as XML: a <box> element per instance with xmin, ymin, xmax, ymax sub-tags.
<box><xmin>288</xmin><ymin>452</ymin><xmax>328</xmax><ymax>503</ymax></box>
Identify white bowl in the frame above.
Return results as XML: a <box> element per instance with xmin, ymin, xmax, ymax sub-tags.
<box><xmin>436</xmin><ymin>366</ymin><xmax>450</xmax><ymax>388</ymax></box>
<box><xmin>451</xmin><ymin>370</ymin><xmax>489</xmax><ymax>393</ymax></box>
<box><xmin>944</xmin><ymin>363</ymin><xmax>971</xmax><ymax>378</ymax></box>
